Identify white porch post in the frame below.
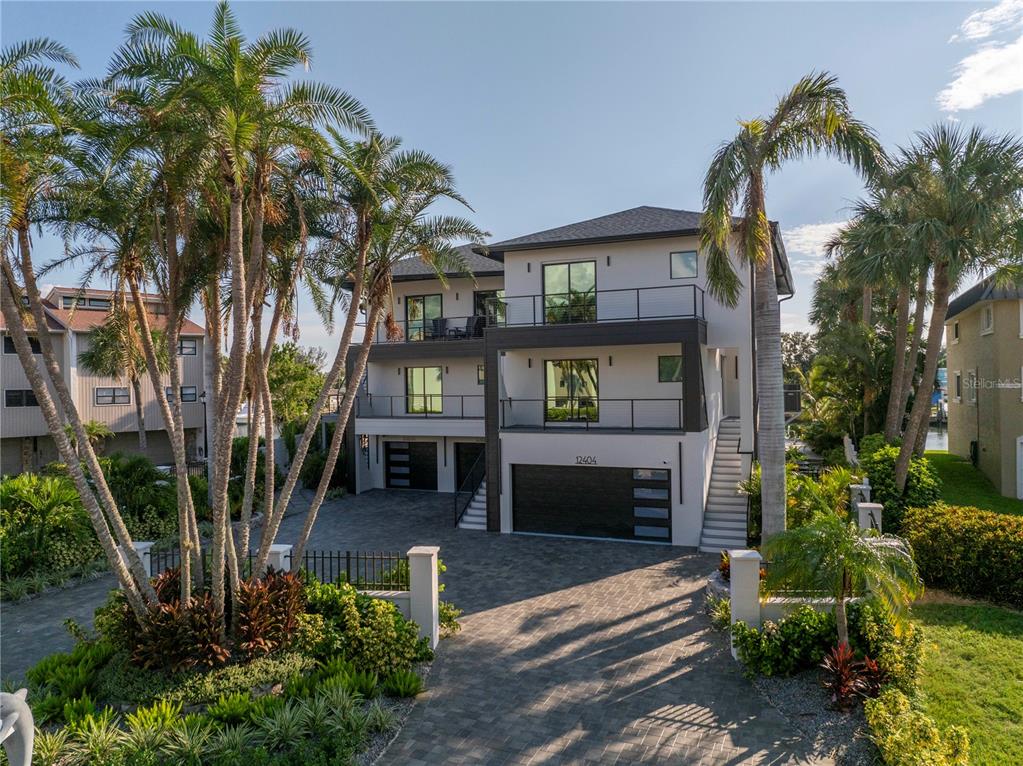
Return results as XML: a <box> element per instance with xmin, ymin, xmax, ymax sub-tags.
<box><xmin>266</xmin><ymin>543</ymin><xmax>293</xmax><ymax>572</ymax></box>
<box><xmin>408</xmin><ymin>545</ymin><xmax>440</xmax><ymax>649</ymax></box>
<box><xmin>728</xmin><ymin>549</ymin><xmax>762</xmax><ymax>659</ymax></box>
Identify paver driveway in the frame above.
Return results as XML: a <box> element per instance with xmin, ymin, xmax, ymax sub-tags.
<box><xmin>273</xmin><ymin>490</ymin><xmax>827</xmax><ymax>765</ymax></box>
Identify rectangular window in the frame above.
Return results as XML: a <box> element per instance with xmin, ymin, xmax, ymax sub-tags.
<box><xmin>87</xmin><ymin>298</ymin><xmax>111</xmax><ymax>309</ymax></box>
<box><xmin>178</xmin><ymin>338</ymin><xmax>197</xmax><ymax>355</ymax></box>
<box><xmin>954</xmin><ymin>372</ymin><xmax>962</xmax><ymax>401</ymax></box>
<box><xmin>62</xmin><ymin>296</ymin><xmax>76</xmax><ymax>309</ymax></box>
<box><xmin>95</xmin><ymin>386</ymin><xmax>129</xmax><ymax>405</ymax></box>
<box><xmin>968</xmin><ymin>370</ymin><xmax>977</xmax><ymax>403</ymax></box>
<box><xmin>633</xmin><ymin>469</ymin><xmax>669</xmax><ymax>481</ymax></box>
<box><xmin>406</xmin><ymin>366</ymin><xmax>443</xmax><ymax>413</ymax></box>
<box><xmin>3</xmin><ymin>335</ymin><xmax>41</xmax><ymax>354</ymax></box>
<box><xmin>474</xmin><ymin>289</ymin><xmax>505</xmax><ymax>326</ymax></box>
<box><xmin>952</xmin><ymin>321</ymin><xmax>960</xmax><ymax>342</ymax></box>
<box><xmin>405</xmin><ymin>294</ymin><xmax>443</xmax><ymax>342</ymax></box>
<box><xmin>543</xmin><ymin>261</ymin><xmax>596</xmax><ymax>324</ymax></box>
<box><xmin>477</xmin><ymin>364</ymin><xmax>485</xmax><ymax>385</ymax></box>
<box><xmin>180</xmin><ymin>386</ymin><xmax>198</xmax><ymax>402</ymax></box>
<box><xmin>4</xmin><ymin>389</ymin><xmax>38</xmax><ymax>407</ymax></box>
<box><xmin>658</xmin><ymin>355</ymin><xmax>683</xmax><ymax>383</ymax></box>
<box><xmin>544</xmin><ymin>358</ymin><xmax>598</xmax><ymax>421</ymax></box>
<box><xmin>981</xmin><ymin>305</ymin><xmax>994</xmax><ymax>334</ymax></box>
<box><xmin>670</xmin><ymin>250</ymin><xmax>698</xmax><ymax>279</ymax></box>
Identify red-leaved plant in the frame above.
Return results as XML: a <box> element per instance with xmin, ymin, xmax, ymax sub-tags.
<box><xmin>821</xmin><ymin>642</ymin><xmax>867</xmax><ymax>710</ymax></box>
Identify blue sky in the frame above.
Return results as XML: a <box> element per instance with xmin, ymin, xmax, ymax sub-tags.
<box><xmin>4</xmin><ymin>1</ymin><xmax>1022</xmax><ymax>350</ymax></box>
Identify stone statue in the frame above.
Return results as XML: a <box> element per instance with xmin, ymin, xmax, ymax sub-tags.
<box><xmin>0</xmin><ymin>688</ymin><xmax>33</xmax><ymax>766</ymax></box>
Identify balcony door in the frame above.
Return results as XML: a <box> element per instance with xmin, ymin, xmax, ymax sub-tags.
<box><xmin>543</xmin><ymin>261</ymin><xmax>596</xmax><ymax>324</ymax></box>
<box><xmin>474</xmin><ymin>289</ymin><xmax>505</xmax><ymax>326</ymax></box>
<box><xmin>406</xmin><ymin>294</ymin><xmax>442</xmax><ymax>341</ymax></box>
<box><xmin>406</xmin><ymin>366</ymin><xmax>443</xmax><ymax>414</ymax></box>
<box><xmin>545</xmin><ymin>359</ymin><xmax>598</xmax><ymax>422</ymax></box>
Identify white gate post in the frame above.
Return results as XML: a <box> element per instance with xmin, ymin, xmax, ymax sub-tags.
<box><xmin>266</xmin><ymin>544</ymin><xmax>293</xmax><ymax>572</ymax></box>
<box><xmin>118</xmin><ymin>541</ymin><xmax>154</xmax><ymax>581</ymax></box>
<box><xmin>857</xmin><ymin>502</ymin><xmax>883</xmax><ymax>533</ymax></box>
<box><xmin>728</xmin><ymin>549</ymin><xmax>762</xmax><ymax>659</ymax></box>
<box><xmin>408</xmin><ymin>546</ymin><xmax>440</xmax><ymax>649</ymax></box>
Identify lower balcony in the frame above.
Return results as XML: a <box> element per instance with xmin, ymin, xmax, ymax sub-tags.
<box><xmin>356</xmin><ymin>395</ymin><xmax>484</xmax><ymax>419</ymax></box>
<box><xmin>499</xmin><ymin>398</ymin><xmax>686</xmax><ymax>432</ymax></box>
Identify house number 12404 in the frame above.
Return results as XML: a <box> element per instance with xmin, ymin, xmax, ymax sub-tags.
<box><xmin>575</xmin><ymin>456</ymin><xmax>597</xmax><ymax>465</ymax></box>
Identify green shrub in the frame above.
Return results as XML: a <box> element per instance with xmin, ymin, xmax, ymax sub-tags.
<box><xmin>731</xmin><ymin>605</ymin><xmax>836</xmax><ymax>677</ymax></box>
<box><xmin>861</xmin><ymin>446</ymin><xmax>941</xmax><ymax>533</ymax></box>
<box><xmin>382</xmin><ymin>669</ymin><xmax>424</xmax><ymax>698</ymax></box>
<box><xmin>208</xmin><ymin>692</ymin><xmax>258</xmax><ymax>726</ymax></box>
<box><xmin>299</xmin><ymin>449</ymin><xmax>346</xmax><ymax>491</ymax></box>
<box><xmin>865</xmin><ymin>688</ymin><xmax>969</xmax><ymax>766</ymax></box>
<box><xmin>821</xmin><ymin>445</ymin><xmax>849</xmax><ymax>468</ymax></box>
<box><xmin>706</xmin><ymin>595</ymin><xmax>731</xmax><ymax>632</ymax></box>
<box><xmin>439</xmin><ymin>600</ymin><xmax>462</xmax><ymax>637</ymax></box>
<box><xmin>62</xmin><ymin>694</ymin><xmax>97</xmax><ymax>725</ymax></box>
<box><xmin>847</xmin><ymin>600</ymin><xmax>922</xmax><ymax>693</ymax></box>
<box><xmin>365</xmin><ymin>700</ymin><xmax>395</xmax><ymax>733</ymax></box>
<box><xmin>903</xmin><ymin>504</ymin><xmax>1023</xmax><ymax>608</ymax></box>
<box><xmin>858</xmin><ymin>433</ymin><xmax>897</xmax><ymax>461</ymax></box>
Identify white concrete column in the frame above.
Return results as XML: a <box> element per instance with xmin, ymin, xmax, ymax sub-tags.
<box><xmin>849</xmin><ymin>481</ymin><xmax>872</xmax><ymax>520</ymax></box>
<box><xmin>857</xmin><ymin>502</ymin><xmax>883</xmax><ymax>533</ymax></box>
<box><xmin>266</xmin><ymin>544</ymin><xmax>293</xmax><ymax>572</ymax></box>
<box><xmin>408</xmin><ymin>545</ymin><xmax>440</xmax><ymax>649</ymax></box>
<box><xmin>728</xmin><ymin>549</ymin><xmax>762</xmax><ymax>659</ymax></box>
<box><xmin>117</xmin><ymin>541</ymin><xmax>155</xmax><ymax>583</ymax></box>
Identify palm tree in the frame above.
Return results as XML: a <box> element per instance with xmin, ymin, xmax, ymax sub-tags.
<box><xmin>281</xmin><ymin>133</ymin><xmax>487</xmax><ymax>569</ymax></box>
<box><xmin>762</xmin><ymin>514</ymin><xmax>922</xmax><ymax>646</ymax></box>
<box><xmin>892</xmin><ymin>125</ymin><xmax>1023</xmax><ymax>491</ymax></box>
<box><xmin>63</xmin><ymin>419</ymin><xmax>114</xmax><ymax>455</ymax></box>
<box><xmin>77</xmin><ymin>310</ymin><xmax>169</xmax><ymax>450</ymax></box>
<box><xmin>701</xmin><ymin>72</ymin><xmax>882</xmax><ymax>541</ymax></box>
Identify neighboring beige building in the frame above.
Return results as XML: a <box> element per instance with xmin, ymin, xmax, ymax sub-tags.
<box><xmin>944</xmin><ymin>278</ymin><xmax>1023</xmax><ymax>499</ymax></box>
<box><xmin>1</xmin><ymin>287</ymin><xmax>206</xmax><ymax>475</ymax></box>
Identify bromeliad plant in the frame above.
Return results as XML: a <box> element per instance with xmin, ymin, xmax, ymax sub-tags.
<box><xmin>761</xmin><ymin>514</ymin><xmax>923</xmax><ymax>646</ymax></box>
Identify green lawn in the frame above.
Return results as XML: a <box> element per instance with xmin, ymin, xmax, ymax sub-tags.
<box><xmin>912</xmin><ymin>601</ymin><xmax>1023</xmax><ymax>766</ymax></box>
<box><xmin>925</xmin><ymin>450</ymin><xmax>1023</xmax><ymax>516</ymax></box>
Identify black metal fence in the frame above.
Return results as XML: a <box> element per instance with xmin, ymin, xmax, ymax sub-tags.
<box><xmin>166</xmin><ymin>461</ymin><xmax>208</xmax><ymax>478</ymax></box>
<box><xmin>148</xmin><ymin>549</ymin><xmax>409</xmax><ymax>590</ymax></box>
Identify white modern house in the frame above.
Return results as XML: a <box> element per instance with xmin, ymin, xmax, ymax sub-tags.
<box><xmin>345</xmin><ymin>207</ymin><xmax>793</xmax><ymax>550</ymax></box>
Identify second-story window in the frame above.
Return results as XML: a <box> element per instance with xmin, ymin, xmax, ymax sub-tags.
<box><xmin>952</xmin><ymin>321</ymin><xmax>960</xmax><ymax>342</ymax></box>
<box><xmin>3</xmin><ymin>335</ymin><xmax>41</xmax><ymax>354</ymax></box>
<box><xmin>658</xmin><ymin>355</ymin><xmax>684</xmax><ymax>382</ymax></box>
<box><xmin>406</xmin><ymin>366</ymin><xmax>442</xmax><ymax>413</ymax></box>
<box><xmin>545</xmin><ymin>359</ymin><xmax>599</xmax><ymax>422</ymax></box>
<box><xmin>405</xmin><ymin>295</ymin><xmax>442</xmax><ymax>341</ymax></box>
<box><xmin>178</xmin><ymin>338</ymin><xmax>197</xmax><ymax>355</ymax></box>
<box><xmin>164</xmin><ymin>386</ymin><xmax>198</xmax><ymax>403</ymax></box>
<box><xmin>980</xmin><ymin>305</ymin><xmax>994</xmax><ymax>334</ymax></box>
<box><xmin>474</xmin><ymin>289</ymin><xmax>505</xmax><ymax>326</ymax></box>
<box><xmin>543</xmin><ymin>261</ymin><xmax>596</xmax><ymax>324</ymax></box>
<box><xmin>477</xmin><ymin>364</ymin><xmax>485</xmax><ymax>385</ymax></box>
<box><xmin>5</xmin><ymin>389</ymin><xmax>39</xmax><ymax>407</ymax></box>
<box><xmin>96</xmin><ymin>386</ymin><xmax>129</xmax><ymax>405</ymax></box>
<box><xmin>670</xmin><ymin>250</ymin><xmax>698</xmax><ymax>279</ymax></box>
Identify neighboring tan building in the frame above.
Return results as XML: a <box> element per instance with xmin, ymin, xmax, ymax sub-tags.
<box><xmin>1</xmin><ymin>287</ymin><xmax>207</xmax><ymax>475</ymax></box>
<box><xmin>944</xmin><ymin>278</ymin><xmax>1023</xmax><ymax>499</ymax></box>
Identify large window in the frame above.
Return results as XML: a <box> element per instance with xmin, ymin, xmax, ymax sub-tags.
<box><xmin>5</xmin><ymin>389</ymin><xmax>39</xmax><ymax>407</ymax></box>
<box><xmin>95</xmin><ymin>386</ymin><xmax>129</xmax><ymax>405</ymax></box>
<box><xmin>658</xmin><ymin>355</ymin><xmax>683</xmax><ymax>382</ymax></box>
<box><xmin>545</xmin><ymin>359</ymin><xmax>598</xmax><ymax>422</ymax></box>
<box><xmin>406</xmin><ymin>366</ymin><xmax>443</xmax><ymax>413</ymax></box>
<box><xmin>3</xmin><ymin>335</ymin><xmax>41</xmax><ymax>354</ymax></box>
<box><xmin>178</xmin><ymin>338</ymin><xmax>197</xmax><ymax>355</ymax></box>
<box><xmin>405</xmin><ymin>294</ymin><xmax>442</xmax><ymax>341</ymax></box>
<box><xmin>543</xmin><ymin>261</ymin><xmax>596</xmax><ymax>324</ymax></box>
<box><xmin>670</xmin><ymin>250</ymin><xmax>698</xmax><ymax>279</ymax></box>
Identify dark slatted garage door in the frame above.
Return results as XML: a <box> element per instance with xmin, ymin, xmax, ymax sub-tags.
<box><xmin>385</xmin><ymin>441</ymin><xmax>437</xmax><ymax>490</ymax></box>
<box><xmin>511</xmin><ymin>464</ymin><xmax>671</xmax><ymax>542</ymax></box>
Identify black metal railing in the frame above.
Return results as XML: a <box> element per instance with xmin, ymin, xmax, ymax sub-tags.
<box><xmin>485</xmin><ymin>284</ymin><xmax>705</xmax><ymax>328</ymax></box>
<box><xmin>367</xmin><ymin>315</ymin><xmax>487</xmax><ymax>344</ymax></box>
<box><xmin>148</xmin><ymin>549</ymin><xmax>409</xmax><ymax>590</ymax></box>
<box><xmin>165</xmin><ymin>461</ymin><xmax>208</xmax><ymax>478</ymax></box>
<box><xmin>783</xmin><ymin>384</ymin><xmax>802</xmax><ymax>414</ymax></box>
<box><xmin>499</xmin><ymin>398</ymin><xmax>685</xmax><ymax>431</ymax></box>
<box><xmin>356</xmin><ymin>394</ymin><xmax>485</xmax><ymax>419</ymax></box>
<box><xmin>453</xmin><ymin>450</ymin><xmax>486</xmax><ymax>527</ymax></box>
<box><xmin>322</xmin><ymin>392</ymin><xmax>344</xmax><ymax>413</ymax></box>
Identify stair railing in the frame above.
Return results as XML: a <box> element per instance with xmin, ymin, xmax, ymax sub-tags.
<box><xmin>453</xmin><ymin>450</ymin><xmax>487</xmax><ymax>527</ymax></box>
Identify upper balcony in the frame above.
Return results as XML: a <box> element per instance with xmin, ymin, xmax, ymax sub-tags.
<box><xmin>367</xmin><ymin>315</ymin><xmax>487</xmax><ymax>344</ymax></box>
<box><xmin>485</xmin><ymin>284</ymin><xmax>704</xmax><ymax>328</ymax></box>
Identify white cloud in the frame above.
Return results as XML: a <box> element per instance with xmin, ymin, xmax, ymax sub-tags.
<box><xmin>781</xmin><ymin>221</ymin><xmax>848</xmax><ymax>278</ymax></box>
<box><xmin>781</xmin><ymin>311</ymin><xmax>814</xmax><ymax>333</ymax></box>
<box><xmin>941</xmin><ymin>0</ymin><xmax>1023</xmax><ymax>111</ymax></box>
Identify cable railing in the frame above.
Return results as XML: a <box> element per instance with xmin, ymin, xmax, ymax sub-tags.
<box><xmin>499</xmin><ymin>398</ymin><xmax>685</xmax><ymax>431</ymax></box>
<box><xmin>355</xmin><ymin>394</ymin><xmax>485</xmax><ymax>419</ymax></box>
<box><xmin>367</xmin><ymin>315</ymin><xmax>487</xmax><ymax>344</ymax></box>
<box><xmin>485</xmin><ymin>284</ymin><xmax>705</xmax><ymax>328</ymax></box>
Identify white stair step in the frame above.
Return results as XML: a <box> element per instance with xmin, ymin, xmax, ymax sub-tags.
<box><xmin>707</xmin><ymin>500</ymin><xmax>747</xmax><ymax>511</ymax></box>
<box><xmin>459</xmin><ymin>521</ymin><xmax>486</xmax><ymax>531</ymax></box>
<box><xmin>700</xmin><ymin>534</ymin><xmax>746</xmax><ymax>547</ymax></box>
<box><xmin>704</xmin><ymin>519</ymin><xmax>746</xmax><ymax>530</ymax></box>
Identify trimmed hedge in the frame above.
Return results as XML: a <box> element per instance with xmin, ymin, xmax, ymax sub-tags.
<box><xmin>903</xmin><ymin>504</ymin><xmax>1023</xmax><ymax>608</ymax></box>
<box><xmin>861</xmin><ymin>446</ymin><xmax>941</xmax><ymax>533</ymax></box>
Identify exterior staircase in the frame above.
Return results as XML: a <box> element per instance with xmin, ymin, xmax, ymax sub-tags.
<box><xmin>458</xmin><ymin>480</ymin><xmax>487</xmax><ymax>530</ymax></box>
<box><xmin>699</xmin><ymin>418</ymin><xmax>748</xmax><ymax>553</ymax></box>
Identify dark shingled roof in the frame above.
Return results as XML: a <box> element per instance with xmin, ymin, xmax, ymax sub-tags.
<box><xmin>488</xmin><ymin>206</ymin><xmax>707</xmax><ymax>250</ymax></box>
<box><xmin>390</xmin><ymin>244</ymin><xmax>503</xmax><ymax>283</ymax></box>
<box><xmin>946</xmin><ymin>276</ymin><xmax>1023</xmax><ymax>321</ymax></box>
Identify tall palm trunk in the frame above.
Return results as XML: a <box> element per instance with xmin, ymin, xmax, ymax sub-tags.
<box><xmin>752</xmin><ymin>211</ymin><xmax>787</xmax><ymax>542</ymax></box>
<box><xmin>238</xmin><ymin>376</ymin><xmax>262</xmax><ymax>561</ymax></box>
<box><xmin>255</xmin><ymin>254</ymin><xmax>367</xmax><ymax>571</ymax></box>
<box><xmin>895</xmin><ymin>263</ymin><xmax>949</xmax><ymax>491</ymax></box>
<box><xmin>131</xmin><ymin>376</ymin><xmax>147</xmax><ymax>450</ymax></box>
<box><xmin>5</xmin><ymin>235</ymin><xmax>155</xmax><ymax>604</ymax></box>
<box><xmin>0</xmin><ymin>275</ymin><xmax>149</xmax><ymax>617</ymax></box>
<box><xmin>291</xmin><ymin>301</ymin><xmax>382</xmax><ymax>566</ymax></box>
<box><xmin>897</xmin><ymin>268</ymin><xmax>929</xmax><ymax>436</ymax></box>
<box><xmin>203</xmin><ymin>278</ymin><xmax>221</xmax><ymax>507</ymax></box>
<box><xmin>861</xmin><ymin>285</ymin><xmax>872</xmax><ymax>325</ymax></box>
<box><xmin>883</xmin><ymin>284</ymin><xmax>911</xmax><ymax>441</ymax></box>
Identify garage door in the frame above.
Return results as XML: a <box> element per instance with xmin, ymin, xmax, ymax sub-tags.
<box><xmin>385</xmin><ymin>441</ymin><xmax>438</xmax><ymax>490</ymax></box>
<box><xmin>511</xmin><ymin>464</ymin><xmax>671</xmax><ymax>542</ymax></box>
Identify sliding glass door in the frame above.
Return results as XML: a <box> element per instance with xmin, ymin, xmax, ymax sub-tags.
<box><xmin>406</xmin><ymin>294</ymin><xmax>442</xmax><ymax>341</ymax></box>
<box><xmin>406</xmin><ymin>366</ymin><xmax>443</xmax><ymax>413</ymax></box>
<box><xmin>543</xmin><ymin>261</ymin><xmax>596</xmax><ymax>324</ymax></box>
<box><xmin>545</xmin><ymin>359</ymin><xmax>599</xmax><ymax>422</ymax></box>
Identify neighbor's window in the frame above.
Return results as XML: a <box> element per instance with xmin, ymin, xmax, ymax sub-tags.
<box><xmin>61</xmin><ymin>296</ymin><xmax>77</xmax><ymax>309</ymax></box>
<box><xmin>5</xmin><ymin>389</ymin><xmax>39</xmax><ymax>407</ymax></box>
<box><xmin>981</xmin><ymin>305</ymin><xmax>994</xmax><ymax>334</ymax></box>
<box><xmin>952</xmin><ymin>321</ymin><xmax>960</xmax><ymax>342</ymax></box>
<box><xmin>968</xmin><ymin>370</ymin><xmax>977</xmax><ymax>403</ymax></box>
<box><xmin>658</xmin><ymin>355</ymin><xmax>683</xmax><ymax>382</ymax></box>
<box><xmin>3</xmin><ymin>335</ymin><xmax>41</xmax><ymax>354</ymax></box>
<box><xmin>670</xmin><ymin>250</ymin><xmax>698</xmax><ymax>280</ymax></box>
<box><xmin>178</xmin><ymin>338</ymin><xmax>197</xmax><ymax>355</ymax></box>
<box><xmin>953</xmin><ymin>371</ymin><xmax>962</xmax><ymax>401</ymax></box>
<box><xmin>164</xmin><ymin>386</ymin><xmax>198</xmax><ymax>403</ymax></box>
<box><xmin>87</xmin><ymin>298</ymin><xmax>111</xmax><ymax>310</ymax></box>
<box><xmin>406</xmin><ymin>366</ymin><xmax>443</xmax><ymax>413</ymax></box>
<box><xmin>477</xmin><ymin>364</ymin><xmax>485</xmax><ymax>385</ymax></box>
<box><xmin>544</xmin><ymin>358</ymin><xmax>598</xmax><ymax>421</ymax></box>
<box><xmin>96</xmin><ymin>386</ymin><xmax>129</xmax><ymax>405</ymax></box>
